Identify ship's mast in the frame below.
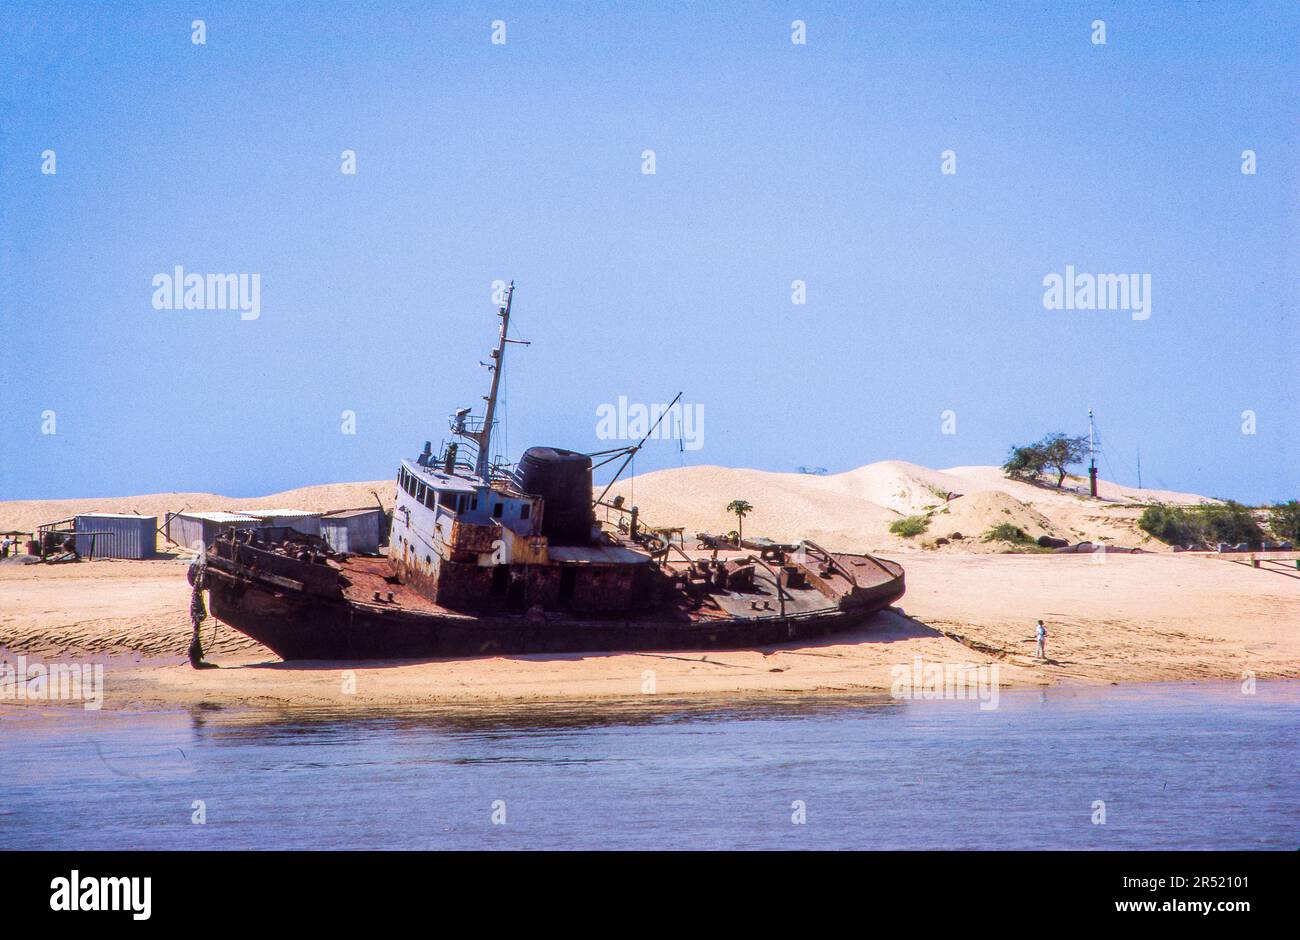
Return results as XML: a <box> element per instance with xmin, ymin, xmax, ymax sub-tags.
<box><xmin>474</xmin><ymin>282</ymin><xmax>515</xmax><ymax>480</ymax></box>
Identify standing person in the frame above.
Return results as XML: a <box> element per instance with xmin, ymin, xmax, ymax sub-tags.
<box><xmin>1035</xmin><ymin>620</ymin><xmax>1047</xmax><ymax>659</ymax></box>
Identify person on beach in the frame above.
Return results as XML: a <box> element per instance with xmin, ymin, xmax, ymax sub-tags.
<box><xmin>1035</xmin><ymin>620</ymin><xmax>1047</xmax><ymax>659</ymax></box>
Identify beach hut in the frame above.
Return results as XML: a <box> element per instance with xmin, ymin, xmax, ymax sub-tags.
<box><xmin>166</xmin><ymin>511</ymin><xmax>260</xmax><ymax>551</ymax></box>
<box><xmin>319</xmin><ymin>508</ymin><xmax>384</xmax><ymax>554</ymax></box>
<box><xmin>71</xmin><ymin>514</ymin><xmax>157</xmax><ymax>559</ymax></box>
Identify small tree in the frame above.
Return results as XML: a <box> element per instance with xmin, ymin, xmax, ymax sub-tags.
<box><xmin>725</xmin><ymin>500</ymin><xmax>753</xmax><ymax>544</ymax></box>
<box><xmin>1003</xmin><ymin>443</ymin><xmax>1048</xmax><ymax>483</ymax></box>
<box><xmin>1003</xmin><ymin>432</ymin><xmax>1089</xmax><ymax>488</ymax></box>
<box><xmin>1040</xmin><ymin>433</ymin><xmax>1090</xmax><ymax>488</ymax></box>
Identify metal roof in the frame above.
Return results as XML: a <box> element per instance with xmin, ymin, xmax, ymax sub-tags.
<box><xmin>404</xmin><ymin>460</ymin><xmax>480</xmax><ymax>493</ymax></box>
<box><xmin>75</xmin><ymin>513</ymin><xmax>157</xmax><ymax>521</ymax></box>
<box><xmin>176</xmin><ymin>511</ymin><xmax>260</xmax><ymax>523</ymax></box>
<box><xmin>240</xmin><ymin>509</ymin><xmax>323</xmax><ymax>519</ymax></box>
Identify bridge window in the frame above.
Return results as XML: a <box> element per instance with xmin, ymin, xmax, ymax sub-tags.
<box><xmin>520</xmin><ymin>504</ymin><xmax>531</xmax><ymax>520</ymax></box>
<box><xmin>493</xmin><ymin>502</ymin><xmax>504</xmax><ymax>519</ymax></box>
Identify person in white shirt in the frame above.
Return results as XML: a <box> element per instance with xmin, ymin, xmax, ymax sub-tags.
<box><xmin>1035</xmin><ymin>620</ymin><xmax>1047</xmax><ymax>659</ymax></box>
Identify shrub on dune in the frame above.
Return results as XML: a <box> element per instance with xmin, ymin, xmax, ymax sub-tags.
<box><xmin>889</xmin><ymin>515</ymin><xmax>929</xmax><ymax>538</ymax></box>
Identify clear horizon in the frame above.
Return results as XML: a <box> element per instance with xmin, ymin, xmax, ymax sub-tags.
<box><xmin>2</xmin><ymin>1</ymin><xmax>1295</xmax><ymax>505</ymax></box>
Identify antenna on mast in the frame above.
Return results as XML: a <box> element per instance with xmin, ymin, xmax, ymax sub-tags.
<box><xmin>1087</xmin><ymin>408</ymin><xmax>1098</xmax><ymax>498</ymax></box>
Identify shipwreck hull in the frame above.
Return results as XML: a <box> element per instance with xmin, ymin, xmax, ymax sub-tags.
<box><xmin>203</xmin><ymin>559</ymin><xmax>905</xmax><ymax>661</ymax></box>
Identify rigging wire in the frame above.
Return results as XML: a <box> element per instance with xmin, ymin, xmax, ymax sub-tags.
<box><xmin>1091</xmin><ymin>415</ymin><xmax>1138</xmax><ymax>490</ymax></box>
<box><xmin>500</xmin><ymin>356</ymin><xmax>509</xmax><ymax>471</ymax></box>
<box><xmin>677</xmin><ymin>404</ymin><xmax>685</xmax><ymax>467</ymax></box>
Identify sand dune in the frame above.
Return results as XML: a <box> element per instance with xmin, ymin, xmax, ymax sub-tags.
<box><xmin>598</xmin><ymin>465</ymin><xmax>902</xmax><ymax>551</ymax></box>
<box><xmin>600</xmin><ymin>461</ymin><xmax>1214</xmax><ymax>553</ymax></box>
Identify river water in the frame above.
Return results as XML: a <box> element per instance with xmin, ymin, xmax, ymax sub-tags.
<box><xmin>1</xmin><ymin>682</ymin><xmax>1295</xmax><ymax>850</ymax></box>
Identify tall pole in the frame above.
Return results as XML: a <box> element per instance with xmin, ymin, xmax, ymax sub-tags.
<box><xmin>1136</xmin><ymin>448</ymin><xmax>1142</xmax><ymax>490</ymax></box>
<box><xmin>1087</xmin><ymin>408</ymin><xmax>1098</xmax><ymax>498</ymax></box>
<box><xmin>475</xmin><ymin>282</ymin><xmax>514</xmax><ymax>480</ymax></box>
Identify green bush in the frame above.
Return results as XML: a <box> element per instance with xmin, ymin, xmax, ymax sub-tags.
<box><xmin>1137</xmin><ymin>504</ymin><xmax>1200</xmax><ymax>544</ymax></box>
<box><xmin>1138</xmin><ymin>501</ymin><xmax>1265</xmax><ymax>546</ymax></box>
<box><xmin>1269</xmin><ymin>500</ymin><xmax>1300</xmax><ymax>542</ymax></box>
<box><xmin>1198</xmin><ymin>501</ymin><xmax>1263</xmax><ymax>545</ymax></box>
<box><xmin>889</xmin><ymin>515</ymin><xmax>929</xmax><ymax>538</ymax></box>
<box><xmin>983</xmin><ymin>523</ymin><xmax>1033</xmax><ymax>544</ymax></box>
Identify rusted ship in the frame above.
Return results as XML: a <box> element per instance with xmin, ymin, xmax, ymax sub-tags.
<box><xmin>191</xmin><ymin>284</ymin><xmax>905</xmax><ymax>662</ymax></box>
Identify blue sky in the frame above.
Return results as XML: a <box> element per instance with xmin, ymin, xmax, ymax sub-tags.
<box><xmin>1</xmin><ymin>1</ymin><xmax>1295</xmax><ymax>503</ymax></box>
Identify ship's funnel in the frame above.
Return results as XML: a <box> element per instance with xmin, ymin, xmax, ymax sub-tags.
<box><xmin>514</xmin><ymin>447</ymin><xmax>594</xmax><ymax>546</ymax></box>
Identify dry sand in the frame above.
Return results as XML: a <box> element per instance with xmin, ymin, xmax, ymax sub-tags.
<box><xmin>1</xmin><ymin>463</ymin><xmax>1293</xmax><ymax>712</ymax></box>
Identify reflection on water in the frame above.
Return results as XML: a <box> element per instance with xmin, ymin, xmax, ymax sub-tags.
<box><xmin>0</xmin><ymin>683</ymin><xmax>1295</xmax><ymax>850</ymax></box>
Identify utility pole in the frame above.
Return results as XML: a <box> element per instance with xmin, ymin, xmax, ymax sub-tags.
<box><xmin>1088</xmin><ymin>408</ymin><xmax>1098</xmax><ymax>498</ymax></box>
<box><xmin>1136</xmin><ymin>447</ymin><xmax>1142</xmax><ymax>490</ymax></box>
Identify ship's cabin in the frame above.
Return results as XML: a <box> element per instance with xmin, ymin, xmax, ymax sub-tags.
<box><xmin>394</xmin><ymin>461</ymin><xmax>536</xmax><ymax>529</ymax></box>
<box><xmin>388</xmin><ymin>446</ymin><xmax>655</xmax><ymax>616</ymax></box>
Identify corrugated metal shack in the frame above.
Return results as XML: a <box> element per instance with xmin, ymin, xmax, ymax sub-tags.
<box><xmin>319</xmin><ymin>508</ymin><xmax>384</xmax><ymax>554</ymax></box>
<box><xmin>240</xmin><ymin>509</ymin><xmax>322</xmax><ymax>536</ymax></box>
<box><xmin>166</xmin><ymin>511</ymin><xmax>260</xmax><ymax>551</ymax></box>
<box><xmin>72</xmin><ymin>514</ymin><xmax>157</xmax><ymax>559</ymax></box>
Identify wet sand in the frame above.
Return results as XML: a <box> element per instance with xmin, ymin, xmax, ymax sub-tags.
<box><xmin>2</xmin><ymin>552</ymin><xmax>1295</xmax><ymax>711</ymax></box>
